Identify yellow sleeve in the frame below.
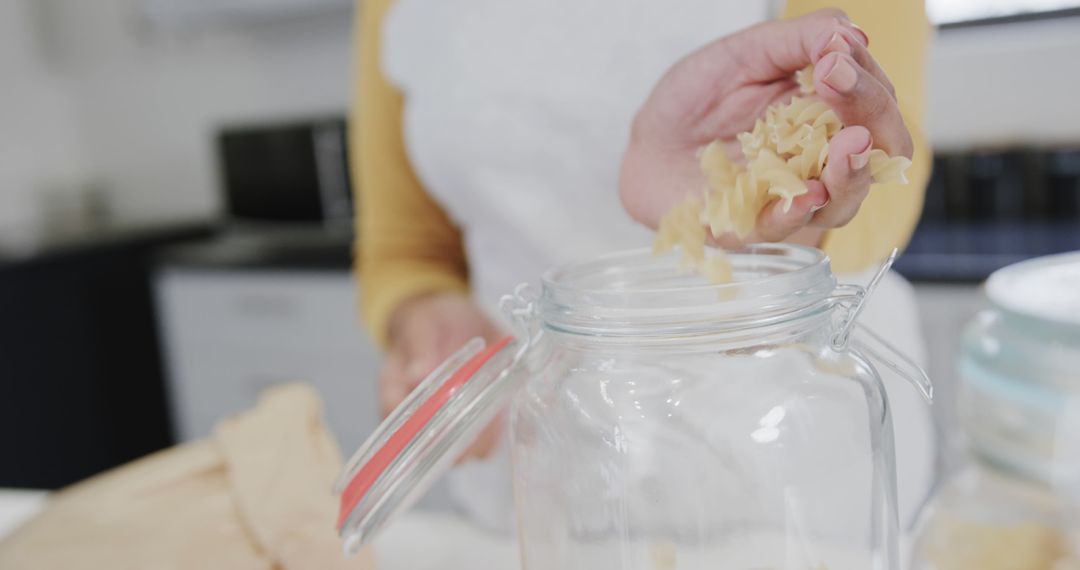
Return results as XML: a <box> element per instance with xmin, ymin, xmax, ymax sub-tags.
<box><xmin>351</xmin><ymin>0</ymin><xmax>470</xmax><ymax>347</ymax></box>
<box><xmin>783</xmin><ymin>0</ymin><xmax>932</xmax><ymax>273</ymax></box>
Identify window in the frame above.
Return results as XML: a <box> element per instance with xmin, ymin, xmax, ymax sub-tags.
<box><xmin>929</xmin><ymin>0</ymin><xmax>1080</xmax><ymax>25</ymax></box>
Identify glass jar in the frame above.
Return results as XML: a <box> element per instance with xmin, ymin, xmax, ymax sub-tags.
<box><xmin>910</xmin><ymin>252</ymin><xmax>1080</xmax><ymax>570</ymax></box>
<box><xmin>337</xmin><ymin>244</ymin><xmax>933</xmax><ymax>570</ymax></box>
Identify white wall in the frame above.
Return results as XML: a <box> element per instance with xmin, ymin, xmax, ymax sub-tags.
<box><xmin>2</xmin><ymin>2</ymin><xmax>1079</xmax><ymax>232</ymax></box>
<box><xmin>0</xmin><ymin>0</ymin><xmax>86</xmax><ymax>250</ymax></box>
<box><xmin>33</xmin><ymin>0</ymin><xmax>355</xmax><ymax>225</ymax></box>
<box><xmin>927</xmin><ymin>16</ymin><xmax>1080</xmax><ymax>149</ymax></box>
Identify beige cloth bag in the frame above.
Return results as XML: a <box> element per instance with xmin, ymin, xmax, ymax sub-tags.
<box><xmin>0</xmin><ymin>384</ymin><xmax>375</xmax><ymax>570</ymax></box>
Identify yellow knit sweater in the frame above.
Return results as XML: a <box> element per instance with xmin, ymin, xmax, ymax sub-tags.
<box><xmin>352</xmin><ymin>0</ymin><xmax>931</xmax><ymax>345</ymax></box>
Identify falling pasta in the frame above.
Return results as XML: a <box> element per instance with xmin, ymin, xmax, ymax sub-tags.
<box><xmin>653</xmin><ymin>65</ymin><xmax>912</xmax><ymax>283</ymax></box>
<box><xmin>923</xmin><ymin>517</ymin><xmax>1076</xmax><ymax>570</ymax></box>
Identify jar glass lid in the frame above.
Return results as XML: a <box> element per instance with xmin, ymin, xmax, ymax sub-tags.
<box><xmin>334</xmin><ymin>335</ymin><xmax>524</xmax><ymax>556</ymax></box>
<box><xmin>987</xmin><ymin>251</ymin><xmax>1080</xmax><ymax>328</ymax></box>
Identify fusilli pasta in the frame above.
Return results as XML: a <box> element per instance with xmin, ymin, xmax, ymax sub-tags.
<box><xmin>653</xmin><ymin>65</ymin><xmax>912</xmax><ymax>283</ymax></box>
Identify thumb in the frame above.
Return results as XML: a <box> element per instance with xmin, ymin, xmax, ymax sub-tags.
<box><xmin>385</xmin><ymin>314</ymin><xmax>436</xmax><ymax>388</ymax></box>
<box><xmin>399</xmin><ymin>318</ymin><xmax>481</xmax><ymax>387</ymax></box>
<box><xmin>403</xmin><ymin>354</ymin><xmax>442</xmax><ymax>388</ymax></box>
<box><xmin>378</xmin><ymin>350</ymin><xmax>410</xmax><ymax>417</ymax></box>
<box><xmin>401</xmin><ymin>333</ymin><xmax>446</xmax><ymax>389</ymax></box>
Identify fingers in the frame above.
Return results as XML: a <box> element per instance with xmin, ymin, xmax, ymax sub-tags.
<box><xmin>722</xmin><ymin>127</ymin><xmax>868</xmax><ymax>241</ymax></box>
<box><xmin>814</xmin><ymin>29</ymin><xmax>895</xmax><ymax>101</ymax></box>
<box><xmin>381</xmin><ymin>347</ymin><xmax>507</xmax><ymax>464</ymax></box>
<box><xmin>812</xmin><ymin>126</ymin><xmax>873</xmax><ymax>228</ymax></box>
<box><xmin>377</xmin><ymin>319</ymin><xmax>444</xmax><ymax>417</ymax></box>
<box><xmin>378</xmin><ymin>293</ymin><xmax>504</xmax><ymax>423</ymax></box>
<box><xmin>813</xmin><ymin>51</ymin><xmax>913</xmax><ymax>158</ymax></box>
<box><xmin>377</xmin><ymin>350</ymin><xmax>409</xmax><ymax>418</ymax></box>
<box><xmin>752</xmin><ymin>181</ymin><xmax>830</xmax><ymax>243</ymax></box>
<box><xmin>722</xmin><ymin>8</ymin><xmax>868</xmax><ymax>83</ymax></box>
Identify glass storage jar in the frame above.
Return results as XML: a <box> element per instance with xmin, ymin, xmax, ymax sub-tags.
<box><xmin>337</xmin><ymin>244</ymin><xmax>933</xmax><ymax>570</ymax></box>
<box><xmin>910</xmin><ymin>252</ymin><xmax>1080</xmax><ymax>570</ymax></box>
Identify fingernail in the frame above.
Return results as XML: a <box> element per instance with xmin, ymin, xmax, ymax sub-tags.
<box><xmin>825</xmin><ymin>32</ymin><xmax>851</xmax><ymax>56</ymax></box>
<box><xmin>849</xmin><ymin>146</ymin><xmax>872</xmax><ymax>170</ymax></box>
<box><xmin>823</xmin><ymin>57</ymin><xmax>858</xmax><ymax>93</ymax></box>
<box><xmin>849</xmin><ymin>22</ymin><xmax>870</xmax><ymax>47</ymax></box>
<box><xmin>811</xmin><ymin>197</ymin><xmax>831</xmax><ymax>213</ymax></box>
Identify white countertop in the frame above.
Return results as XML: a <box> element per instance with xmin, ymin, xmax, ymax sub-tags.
<box><xmin>0</xmin><ymin>490</ymin><xmax>910</xmax><ymax>569</ymax></box>
<box><xmin>0</xmin><ymin>489</ymin><xmax>48</xmax><ymax>540</ymax></box>
<box><xmin>373</xmin><ymin>510</ymin><xmax>519</xmax><ymax>570</ymax></box>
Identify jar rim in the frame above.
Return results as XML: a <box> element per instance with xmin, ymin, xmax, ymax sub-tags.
<box><xmin>539</xmin><ymin>244</ymin><xmax>837</xmax><ymax>336</ymax></box>
<box><xmin>986</xmin><ymin>251</ymin><xmax>1080</xmax><ymax>335</ymax></box>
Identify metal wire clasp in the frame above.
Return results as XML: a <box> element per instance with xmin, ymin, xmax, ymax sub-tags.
<box><xmin>829</xmin><ymin>249</ymin><xmax>934</xmax><ymax>403</ymax></box>
<box><xmin>831</xmin><ymin>249</ymin><xmax>898</xmax><ymax>350</ymax></box>
<box><xmin>499</xmin><ymin>283</ymin><xmax>541</xmax><ymax>359</ymax></box>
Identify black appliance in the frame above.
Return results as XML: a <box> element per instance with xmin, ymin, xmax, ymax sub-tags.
<box><xmin>217</xmin><ymin>117</ymin><xmax>352</xmax><ymax>226</ymax></box>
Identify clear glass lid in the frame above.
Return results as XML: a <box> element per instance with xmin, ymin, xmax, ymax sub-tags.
<box><xmin>335</xmin><ymin>336</ymin><xmax>522</xmax><ymax>556</ymax></box>
<box><xmin>986</xmin><ymin>251</ymin><xmax>1080</xmax><ymax>331</ymax></box>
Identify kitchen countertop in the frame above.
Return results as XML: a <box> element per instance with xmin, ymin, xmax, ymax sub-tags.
<box><xmin>0</xmin><ymin>220</ymin><xmax>354</xmax><ymax>274</ymax></box>
<box><xmin>1</xmin><ymin>491</ymin><xmax>913</xmax><ymax>569</ymax></box>
<box><xmin>0</xmin><ymin>489</ymin><xmax>48</xmax><ymax>540</ymax></box>
<box><xmin>155</xmin><ymin>225</ymin><xmax>353</xmax><ymax>271</ymax></box>
<box><xmin>376</xmin><ymin>514</ymin><xmax>914</xmax><ymax>569</ymax></box>
<box><xmin>0</xmin><ymin>221</ymin><xmax>216</xmax><ymax>272</ymax></box>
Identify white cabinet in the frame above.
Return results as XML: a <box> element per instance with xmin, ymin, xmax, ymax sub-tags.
<box><xmin>154</xmin><ymin>269</ymin><xmax>382</xmax><ymax>453</ymax></box>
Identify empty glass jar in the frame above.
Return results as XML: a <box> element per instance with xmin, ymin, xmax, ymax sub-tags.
<box><xmin>337</xmin><ymin>244</ymin><xmax>933</xmax><ymax>570</ymax></box>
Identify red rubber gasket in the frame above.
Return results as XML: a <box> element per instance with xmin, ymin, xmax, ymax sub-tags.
<box><xmin>336</xmin><ymin>335</ymin><xmax>514</xmax><ymax>530</ymax></box>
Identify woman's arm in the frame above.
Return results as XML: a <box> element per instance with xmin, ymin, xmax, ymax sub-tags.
<box><xmin>351</xmin><ymin>0</ymin><xmax>503</xmax><ymax>458</ymax></box>
<box><xmin>785</xmin><ymin>0</ymin><xmax>932</xmax><ymax>273</ymax></box>
<box><xmin>351</xmin><ymin>0</ymin><xmax>470</xmax><ymax>346</ymax></box>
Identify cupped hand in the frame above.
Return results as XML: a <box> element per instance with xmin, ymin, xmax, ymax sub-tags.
<box><xmin>619</xmin><ymin>9</ymin><xmax>913</xmax><ymax>248</ymax></box>
<box><xmin>380</xmin><ymin>292</ymin><xmax>505</xmax><ymax>461</ymax></box>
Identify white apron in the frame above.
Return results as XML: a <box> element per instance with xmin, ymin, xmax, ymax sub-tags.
<box><xmin>381</xmin><ymin>0</ymin><xmax>934</xmax><ymax>530</ymax></box>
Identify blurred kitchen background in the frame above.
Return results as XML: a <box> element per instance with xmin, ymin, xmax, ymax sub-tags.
<box><xmin>0</xmin><ymin>0</ymin><xmax>1079</xmax><ymax>494</ymax></box>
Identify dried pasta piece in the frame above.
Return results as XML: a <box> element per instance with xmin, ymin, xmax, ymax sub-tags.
<box><xmin>751</xmin><ymin>148</ymin><xmax>806</xmax><ymax>212</ymax></box>
<box><xmin>736</xmin><ymin>120</ymin><xmax>766</xmax><ymax>160</ymax></box>
<box><xmin>794</xmin><ymin>100</ymin><xmax>830</xmax><ymax>126</ymax></box>
<box><xmin>796</xmin><ymin>66</ymin><xmax>815</xmax><ymax>94</ymax></box>
<box><xmin>924</xmin><ymin>516</ymin><xmax>1073</xmax><ymax>570</ymax></box>
<box><xmin>653</xmin><ymin>197</ymin><xmax>706</xmax><ymax>271</ymax></box>
<box><xmin>653</xmin><ymin>64</ymin><xmax>913</xmax><ymax>286</ymax></box>
<box><xmin>698</xmin><ymin>140</ymin><xmax>738</xmax><ymax>189</ymax></box>
<box><xmin>650</xmin><ymin>541</ymin><xmax>677</xmax><ymax>570</ymax></box>
<box><xmin>702</xmin><ymin>256</ymin><xmax>733</xmax><ymax>284</ymax></box>
<box><xmin>868</xmin><ymin>149</ymin><xmax>912</xmax><ymax>184</ymax></box>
